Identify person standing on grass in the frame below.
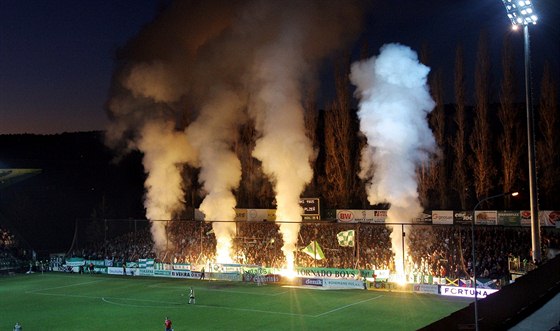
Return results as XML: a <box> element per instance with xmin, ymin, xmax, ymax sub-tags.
<box><xmin>200</xmin><ymin>266</ymin><xmax>205</xmax><ymax>280</ymax></box>
<box><xmin>189</xmin><ymin>287</ymin><xmax>196</xmax><ymax>304</ymax></box>
<box><xmin>164</xmin><ymin>317</ymin><xmax>172</xmax><ymax>331</ymax></box>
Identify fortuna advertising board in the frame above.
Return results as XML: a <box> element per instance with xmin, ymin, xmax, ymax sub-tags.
<box><xmin>440</xmin><ymin>285</ymin><xmax>498</xmax><ymax>298</ymax></box>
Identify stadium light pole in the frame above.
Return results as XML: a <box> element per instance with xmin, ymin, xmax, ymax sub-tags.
<box><xmin>501</xmin><ymin>0</ymin><xmax>541</xmax><ymax>264</ymax></box>
<box><xmin>472</xmin><ymin>191</ymin><xmax>519</xmax><ymax>331</ymax></box>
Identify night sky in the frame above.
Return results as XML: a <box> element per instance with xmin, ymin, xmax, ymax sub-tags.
<box><xmin>1</xmin><ymin>0</ymin><xmax>558</xmax><ymax>135</ymax></box>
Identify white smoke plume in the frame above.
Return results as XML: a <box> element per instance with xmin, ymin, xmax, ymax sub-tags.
<box><xmin>136</xmin><ymin>120</ymin><xmax>197</xmax><ymax>251</ymax></box>
<box><xmin>246</xmin><ymin>1</ymin><xmax>364</xmax><ymax>270</ymax></box>
<box><xmin>185</xmin><ymin>90</ymin><xmax>246</xmax><ymax>263</ymax></box>
<box><xmin>350</xmin><ymin>43</ymin><xmax>436</xmax><ymax>275</ymax></box>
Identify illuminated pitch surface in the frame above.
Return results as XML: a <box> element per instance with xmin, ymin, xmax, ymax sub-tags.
<box><xmin>1</xmin><ymin>273</ymin><xmax>470</xmax><ymax>330</ymax></box>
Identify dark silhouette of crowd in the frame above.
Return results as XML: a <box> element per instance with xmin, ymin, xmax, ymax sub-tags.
<box><xmin>1</xmin><ymin>226</ymin><xmax>21</xmax><ymax>271</ymax></box>
<box><xmin>65</xmin><ymin>220</ymin><xmax>559</xmax><ymax>283</ymax></box>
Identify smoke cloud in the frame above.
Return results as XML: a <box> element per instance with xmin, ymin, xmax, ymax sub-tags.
<box><xmin>350</xmin><ymin>43</ymin><xmax>436</xmax><ymax>274</ymax></box>
<box><xmin>106</xmin><ymin>0</ymin><xmax>366</xmax><ymax>264</ymax></box>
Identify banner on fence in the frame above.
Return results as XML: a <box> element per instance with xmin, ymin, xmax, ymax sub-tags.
<box><xmin>475</xmin><ymin>210</ymin><xmax>498</xmax><ymax>225</ymax></box>
<box><xmin>440</xmin><ymin>285</ymin><xmax>498</xmax><ymax>299</ymax></box>
<box><xmin>336</xmin><ymin>210</ymin><xmax>387</xmax><ymax>223</ymax></box>
<box><xmin>498</xmin><ymin>211</ymin><xmax>521</xmax><ymax>226</ymax></box>
<box><xmin>413</xmin><ymin>284</ymin><xmax>439</xmax><ymax>295</ymax></box>
<box><xmin>432</xmin><ymin>211</ymin><xmax>454</xmax><ymax>225</ymax></box>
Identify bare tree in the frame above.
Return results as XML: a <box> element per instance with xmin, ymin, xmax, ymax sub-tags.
<box><xmin>498</xmin><ymin>35</ymin><xmax>523</xmax><ymax>208</ymax></box>
<box><xmin>322</xmin><ymin>54</ymin><xmax>354</xmax><ymax>208</ymax></box>
<box><xmin>536</xmin><ymin>62</ymin><xmax>559</xmax><ymax>208</ymax></box>
<box><xmin>429</xmin><ymin>68</ymin><xmax>449</xmax><ymax>209</ymax></box>
<box><xmin>452</xmin><ymin>45</ymin><xmax>470</xmax><ymax>210</ymax></box>
<box><xmin>417</xmin><ymin>47</ymin><xmax>446</xmax><ymax>210</ymax></box>
<box><xmin>303</xmin><ymin>86</ymin><xmax>320</xmax><ymax>196</ymax></box>
<box><xmin>470</xmin><ymin>32</ymin><xmax>495</xmax><ymax>204</ymax></box>
<box><xmin>235</xmin><ymin>121</ymin><xmax>274</xmax><ymax>208</ymax></box>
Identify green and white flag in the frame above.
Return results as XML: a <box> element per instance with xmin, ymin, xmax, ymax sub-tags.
<box><xmin>301</xmin><ymin>241</ymin><xmax>325</xmax><ymax>260</ymax></box>
<box><xmin>337</xmin><ymin>230</ymin><xmax>355</xmax><ymax>247</ymax></box>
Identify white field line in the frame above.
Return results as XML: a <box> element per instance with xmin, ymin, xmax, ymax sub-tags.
<box><xmin>313</xmin><ymin>295</ymin><xmax>384</xmax><ymax>317</ymax></box>
<box><xmin>26</xmin><ymin>279</ymin><xmax>104</xmax><ymax>293</ymax></box>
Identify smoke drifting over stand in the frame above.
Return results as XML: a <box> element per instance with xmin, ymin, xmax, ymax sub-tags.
<box><xmin>350</xmin><ymin>43</ymin><xmax>437</xmax><ymax>275</ymax></box>
<box><xmin>105</xmin><ymin>0</ymin><xmax>365</xmax><ymax>266</ymax></box>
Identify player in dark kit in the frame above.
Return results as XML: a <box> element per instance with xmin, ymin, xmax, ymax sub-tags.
<box><xmin>164</xmin><ymin>317</ymin><xmax>172</xmax><ymax>331</ymax></box>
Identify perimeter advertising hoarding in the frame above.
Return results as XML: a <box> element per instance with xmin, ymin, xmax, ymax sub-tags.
<box><xmin>322</xmin><ymin>279</ymin><xmax>365</xmax><ymax>289</ymax></box>
<box><xmin>413</xmin><ymin>284</ymin><xmax>439</xmax><ymax>295</ymax></box>
<box><xmin>432</xmin><ymin>210</ymin><xmax>453</xmax><ymax>225</ymax></box>
<box><xmin>440</xmin><ymin>285</ymin><xmax>498</xmax><ymax>299</ymax></box>
<box><xmin>497</xmin><ymin>211</ymin><xmax>521</xmax><ymax>226</ymax></box>
<box><xmin>540</xmin><ymin>211</ymin><xmax>560</xmax><ymax>227</ymax></box>
<box><xmin>454</xmin><ymin>211</ymin><xmax>473</xmax><ymax>225</ymax></box>
<box><xmin>336</xmin><ymin>210</ymin><xmax>387</xmax><ymax>223</ymax></box>
<box><xmin>474</xmin><ymin>210</ymin><xmax>498</xmax><ymax>225</ymax></box>
<box><xmin>366</xmin><ymin>280</ymin><xmax>413</xmax><ymax>292</ymax></box>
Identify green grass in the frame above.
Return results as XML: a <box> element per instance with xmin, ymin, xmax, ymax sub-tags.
<box><xmin>1</xmin><ymin>273</ymin><xmax>470</xmax><ymax>330</ymax></box>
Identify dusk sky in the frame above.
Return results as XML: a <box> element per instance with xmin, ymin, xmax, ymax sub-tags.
<box><xmin>1</xmin><ymin>0</ymin><xmax>558</xmax><ymax>135</ymax></box>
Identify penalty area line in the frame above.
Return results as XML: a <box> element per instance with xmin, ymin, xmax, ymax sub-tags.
<box><xmin>313</xmin><ymin>295</ymin><xmax>384</xmax><ymax>317</ymax></box>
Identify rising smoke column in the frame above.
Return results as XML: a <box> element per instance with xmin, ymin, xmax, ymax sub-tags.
<box><xmin>246</xmin><ymin>1</ymin><xmax>365</xmax><ymax>271</ymax></box>
<box><xmin>350</xmin><ymin>43</ymin><xmax>436</xmax><ymax>275</ymax></box>
<box><xmin>250</xmin><ymin>42</ymin><xmax>314</xmax><ymax>270</ymax></box>
<box><xmin>185</xmin><ymin>90</ymin><xmax>246</xmax><ymax>263</ymax></box>
<box><xmin>136</xmin><ymin>120</ymin><xmax>197</xmax><ymax>251</ymax></box>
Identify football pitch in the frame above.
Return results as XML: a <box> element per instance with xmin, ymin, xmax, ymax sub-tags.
<box><xmin>1</xmin><ymin>273</ymin><xmax>470</xmax><ymax>330</ymax></box>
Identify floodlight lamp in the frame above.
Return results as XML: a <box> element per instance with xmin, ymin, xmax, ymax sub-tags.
<box><xmin>502</xmin><ymin>0</ymin><xmax>538</xmax><ymax>26</ymax></box>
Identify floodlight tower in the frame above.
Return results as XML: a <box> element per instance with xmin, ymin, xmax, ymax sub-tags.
<box><xmin>501</xmin><ymin>0</ymin><xmax>541</xmax><ymax>263</ymax></box>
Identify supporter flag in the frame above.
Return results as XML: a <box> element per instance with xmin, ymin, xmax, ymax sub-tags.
<box><xmin>301</xmin><ymin>241</ymin><xmax>325</xmax><ymax>260</ymax></box>
<box><xmin>337</xmin><ymin>230</ymin><xmax>355</xmax><ymax>247</ymax></box>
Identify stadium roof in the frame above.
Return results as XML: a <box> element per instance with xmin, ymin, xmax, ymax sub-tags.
<box><xmin>0</xmin><ymin>168</ymin><xmax>42</xmax><ymax>190</ymax></box>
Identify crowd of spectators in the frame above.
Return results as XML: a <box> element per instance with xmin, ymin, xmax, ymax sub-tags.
<box><xmin>1</xmin><ymin>226</ymin><xmax>20</xmax><ymax>271</ymax></box>
<box><xmin>68</xmin><ymin>220</ymin><xmax>560</xmax><ymax>283</ymax></box>
<box><xmin>70</xmin><ymin>227</ymin><xmax>155</xmax><ymax>263</ymax></box>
